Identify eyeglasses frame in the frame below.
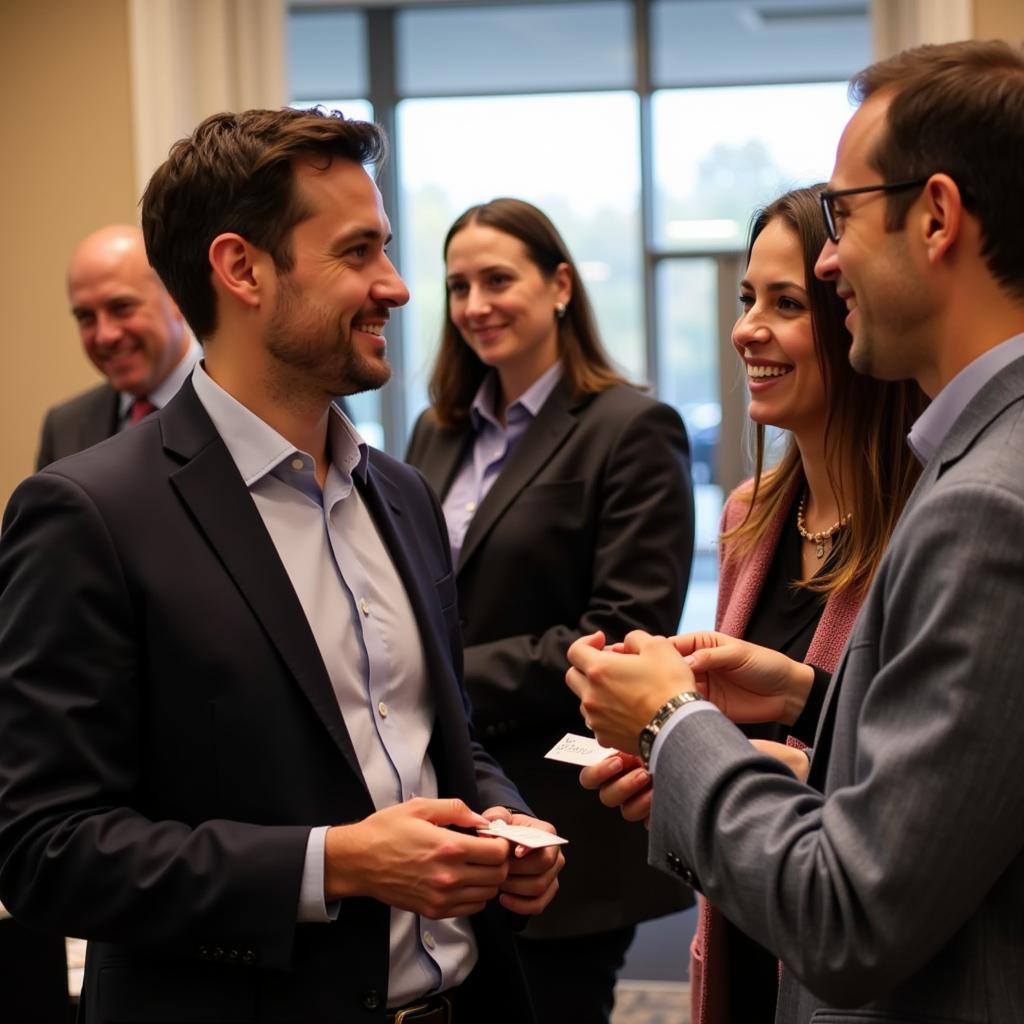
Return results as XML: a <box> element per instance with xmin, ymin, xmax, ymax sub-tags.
<box><xmin>819</xmin><ymin>177</ymin><xmax>931</xmax><ymax>244</ymax></box>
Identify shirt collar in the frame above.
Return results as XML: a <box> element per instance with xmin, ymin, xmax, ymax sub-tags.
<box><xmin>118</xmin><ymin>335</ymin><xmax>202</xmax><ymax>417</ymax></box>
<box><xmin>191</xmin><ymin>361</ymin><xmax>368</xmax><ymax>488</ymax></box>
<box><xmin>469</xmin><ymin>361</ymin><xmax>563</xmax><ymax>432</ymax></box>
<box><xmin>908</xmin><ymin>332</ymin><xmax>1024</xmax><ymax>465</ymax></box>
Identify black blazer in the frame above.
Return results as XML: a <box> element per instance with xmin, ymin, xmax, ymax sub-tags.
<box><xmin>36</xmin><ymin>381</ymin><xmax>120</xmax><ymax>469</ymax></box>
<box><xmin>406</xmin><ymin>380</ymin><xmax>695</xmax><ymax>937</ymax></box>
<box><xmin>0</xmin><ymin>380</ymin><xmax>533</xmax><ymax>1022</ymax></box>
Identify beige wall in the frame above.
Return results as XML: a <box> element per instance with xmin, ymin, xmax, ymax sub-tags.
<box><xmin>975</xmin><ymin>0</ymin><xmax>1024</xmax><ymax>39</ymax></box>
<box><xmin>0</xmin><ymin>0</ymin><xmax>137</xmax><ymax>510</ymax></box>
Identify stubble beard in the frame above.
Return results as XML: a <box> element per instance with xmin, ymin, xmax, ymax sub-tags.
<box><xmin>266</xmin><ymin>283</ymin><xmax>392</xmax><ymax>400</ymax></box>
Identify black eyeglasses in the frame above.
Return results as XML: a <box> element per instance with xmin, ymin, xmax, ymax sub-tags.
<box><xmin>819</xmin><ymin>178</ymin><xmax>929</xmax><ymax>243</ymax></box>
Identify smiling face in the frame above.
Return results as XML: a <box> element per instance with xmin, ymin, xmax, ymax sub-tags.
<box><xmin>264</xmin><ymin>158</ymin><xmax>409</xmax><ymax>397</ymax></box>
<box><xmin>444</xmin><ymin>223</ymin><xmax>570</xmax><ymax>397</ymax></box>
<box><xmin>733</xmin><ymin>218</ymin><xmax>826</xmax><ymax>444</ymax></box>
<box><xmin>68</xmin><ymin>226</ymin><xmax>187</xmax><ymax>398</ymax></box>
<box><xmin>814</xmin><ymin>93</ymin><xmax>933</xmax><ymax>384</ymax></box>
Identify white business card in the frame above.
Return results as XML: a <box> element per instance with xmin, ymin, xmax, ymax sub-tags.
<box><xmin>544</xmin><ymin>732</ymin><xmax>619</xmax><ymax>767</ymax></box>
<box><xmin>477</xmin><ymin>819</ymin><xmax>569</xmax><ymax>848</ymax></box>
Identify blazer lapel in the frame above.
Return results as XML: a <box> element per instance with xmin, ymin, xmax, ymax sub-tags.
<box><xmin>415</xmin><ymin>423</ymin><xmax>475</xmax><ymax>501</ymax></box>
<box><xmin>457</xmin><ymin>380</ymin><xmax>582</xmax><ymax>572</ymax></box>
<box><xmin>809</xmin><ymin>354</ymin><xmax>1024</xmax><ymax>786</ymax></box>
<box><xmin>160</xmin><ymin>383</ymin><xmax>364</xmax><ymax>777</ymax></box>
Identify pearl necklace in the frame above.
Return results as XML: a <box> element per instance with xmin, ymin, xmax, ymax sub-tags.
<box><xmin>796</xmin><ymin>491</ymin><xmax>852</xmax><ymax>559</ymax></box>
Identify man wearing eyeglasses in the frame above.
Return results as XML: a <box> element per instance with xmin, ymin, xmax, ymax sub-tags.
<box><xmin>567</xmin><ymin>39</ymin><xmax>1024</xmax><ymax>1021</ymax></box>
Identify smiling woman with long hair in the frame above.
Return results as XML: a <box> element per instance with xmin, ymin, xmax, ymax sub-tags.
<box><xmin>405</xmin><ymin>197</ymin><xmax>695</xmax><ymax>1024</ymax></box>
<box><xmin>688</xmin><ymin>184</ymin><xmax>925</xmax><ymax>1023</ymax></box>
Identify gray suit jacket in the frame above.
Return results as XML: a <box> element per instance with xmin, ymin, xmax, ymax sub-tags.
<box><xmin>36</xmin><ymin>382</ymin><xmax>119</xmax><ymax>470</ymax></box>
<box><xmin>650</xmin><ymin>354</ymin><xmax>1024</xmax><ymax>1022</ymax></box>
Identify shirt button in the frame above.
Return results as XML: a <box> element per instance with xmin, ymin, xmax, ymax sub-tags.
<box><xmin>423</xmin><ymin>931</ymin><xmax>436</xmax><ymax>950</ymax></box>
<box><xmin>360</xmin><ymin>598</ymin><xmax>370</xmax><ymax>616</ymax></box>
<box><xmin>290</xmin><ymin>457</ymin><xmax>304</xmax><ymax>471</ymax></box>
<box><xmin>465</xmin><ymin>501</ymin><xmax>476</xmax><ymax>513</ymax></box>
<box><xmin>378</xmin><ymin>701</ymin><xmax>388</xmax><ymax>718</ymax></box>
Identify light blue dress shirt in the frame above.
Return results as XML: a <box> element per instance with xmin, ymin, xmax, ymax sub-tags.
<box><xmin>191</xmin><ymin>363</ymin><xmax>476</xmax><ymax>1006</ymax></box>
<box><xmin>907</xmin><ymin>331</ymin><xmax>1024</xmax><ymax>465</ymax></box>
<box><xmin>442</xmin><ymin>361</ymin><xmax>563</xmax><ymax>565</ymax></box>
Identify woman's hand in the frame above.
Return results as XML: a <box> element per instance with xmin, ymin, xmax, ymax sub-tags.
<box><xmin>671</xmin><ymin>632</ymin><xmax>814</xmax><ymax>725</ymax></box>
<box><xmin>749</xmin><ymin>739</ymin><xmax>811</xmax><ymax>782</ymax></box>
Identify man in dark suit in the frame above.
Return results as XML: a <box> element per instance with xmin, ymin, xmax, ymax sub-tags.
<box><xmin>0</xmin><ymin>107</ymin><xmax>562</xmax><ymax>1023</ymax></box>
<box><xmin>568</xmin><ymin>40</ymin><xmax>1024</xmax><ymax>1021</ymax></box>
<box><xmin>36</xmin><ymin>224</ymin><xmax>199</xmax><ymax>469</ymax></box>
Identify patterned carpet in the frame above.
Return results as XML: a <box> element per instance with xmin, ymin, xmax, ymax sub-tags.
<box><xmin>613</xmin><ymin>980</ymin><xmax>689</xmax><ymax>1024</ymax></box>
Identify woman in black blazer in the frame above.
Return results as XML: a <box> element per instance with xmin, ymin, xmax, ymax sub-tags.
<box><xmin>406</xmin><ymin>198</ymin><xmax>695</xmax><ymax>1023</ymax></box>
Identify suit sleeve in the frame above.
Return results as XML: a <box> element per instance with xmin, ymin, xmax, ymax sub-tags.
<box><xmin>0</xmin><ymin>472</ymin><xmax>309</xmax><ymax>969</ymax></box>
<box><xmin>464</xmin><ymin>399</ymin><xmax>694</xmax><ymax>729</ymax></box>
<box><xmin>648</xmin><ymin>476</ymin><xmax>1024</xmax><ymax>1005</ymax></box>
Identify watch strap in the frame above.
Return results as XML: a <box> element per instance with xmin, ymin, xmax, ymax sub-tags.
<box><xmin>638</xmin><ymin>691</ymin><xmax>705</xmax><ymax>769</ymax></box>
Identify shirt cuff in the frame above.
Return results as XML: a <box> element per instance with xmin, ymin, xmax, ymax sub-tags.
<box><xmin>649</xmin><ymin>701</ymin><xmax>721</xmax><ymax>773</ymax></box>
<box><xmin>298</xmin><ymin>826</ymin><xmax>339</xmax><ymax>922</ymax></box>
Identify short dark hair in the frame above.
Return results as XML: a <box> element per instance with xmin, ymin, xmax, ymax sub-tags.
<box><xmin>851</xmin><ymin>39</ymin><xmax>1024</xmax><ymax>298</ymax></box>
<box><xmin>141</xmin><ymin>107</ymin><xmax>386</xmax><ymax>340</ymax></box>
<box><xmin>429</xmin><ymin>198</ymin><xmax>626</xmax><ymax>427</ymax></box>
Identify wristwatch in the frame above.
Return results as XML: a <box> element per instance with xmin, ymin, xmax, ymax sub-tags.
<box><xmin>638</xmin><ymin>691</ymin><xmax>705</xmax><ymax>770</ymax></box>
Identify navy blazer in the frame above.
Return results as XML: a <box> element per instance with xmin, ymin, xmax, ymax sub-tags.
<box><xmin>0</xmin><ymin>379</ymin><xmax>533</xmax><ymax>1022</ymax></box>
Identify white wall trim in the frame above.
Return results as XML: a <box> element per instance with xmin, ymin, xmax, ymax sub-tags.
<box><xmin>128</xmin><ymin>0</ymin><xmax>286</xmax><ymax>204</ymax></box>
<box><xmin>872</xmin><ymin>0</ymin><xmax>974</xmax><ymax>59</ymax></box>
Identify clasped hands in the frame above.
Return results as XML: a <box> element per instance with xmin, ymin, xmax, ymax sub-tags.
<box><xmin>564</xmin><ymin>630</ymin><xmax>816</xmax><ymax>822</ymax></box>
<box><xmin>324</xmin><ymin>798</ymin><xmax>563</xmax><ymax>919</ymax></box>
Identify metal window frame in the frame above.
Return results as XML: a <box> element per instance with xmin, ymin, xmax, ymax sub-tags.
<box><xmin>288</xmin><ymin>0</ymin><xmax>850</xmax><ymax>488</ymax></box>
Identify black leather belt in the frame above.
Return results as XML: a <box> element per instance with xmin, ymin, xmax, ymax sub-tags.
<box><xmin>385</xmin><ymin>993</ymin><xmax>454</xmax><ymax>1024</ymax></box>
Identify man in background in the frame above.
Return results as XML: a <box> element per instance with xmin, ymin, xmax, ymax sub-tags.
<box><xmin>36</xmin><ymin>224</ymin><xmax>199</xmax><ymax>468</ymax></box>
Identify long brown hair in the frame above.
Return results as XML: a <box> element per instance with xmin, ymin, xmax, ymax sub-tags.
<box><xmin>429</xmin><ymin>198</ymin><xmax>626</xmax><ymax>427</ymax></box>
<box><xmin>725</xmin><ymin>185</ymin><xmax>926</xmax><ymax>596</ymax></box>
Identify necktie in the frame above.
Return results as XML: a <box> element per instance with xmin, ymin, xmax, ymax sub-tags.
<box><xmin>129</xmin><ymin>397</ymin><xmax>157</xmax><ymax>424</ymax></box>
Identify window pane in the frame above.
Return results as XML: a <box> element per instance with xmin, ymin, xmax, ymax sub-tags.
<box><xmin>291</xmin><ymin>98</ymin><xmax>373</xmax><ymax>123</ymax></box>
<box><xmin>651</xmin><ymin>0</ymin><xmax>870</xmax><ymax>87</ymax></box>
<box><xmin>288</xmin><ymin>9</ymin><xmax>367</xmax><ymax>102</ymax></box>
<box><xmin>397</xmin><ymin>3</ymin><xmax>633</xmax><ymax>96</ymax></box>
<box><xmin>396</xmin><ymin>92</ymin><xmax>643</xmax><ymax>429</ymax></box>
<box><xmin>656</xmin><ymin>257</ymin><xmax>723</xmax><ymax>633</ymax></box>
<box><xmin>657</xmin><ymin>258</ymin><xmax>718</xmax><ymax>472</ymax></box>
<box><xmin>652</xmin><ymin>82</ymin><xmax>851</xmax><ymax>249</ymax></box>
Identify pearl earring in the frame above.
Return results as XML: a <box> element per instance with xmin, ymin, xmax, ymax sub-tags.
<box><xmin>555</xmin><ymin>302</ymin><xmax>567</xmax><ymax>319</ymax></box>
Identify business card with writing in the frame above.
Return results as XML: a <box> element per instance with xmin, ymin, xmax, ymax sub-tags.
<box><xmin>544</xmin><ymin>732</ymin><xmax>619</xmax><ymax>767</ymax></box>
